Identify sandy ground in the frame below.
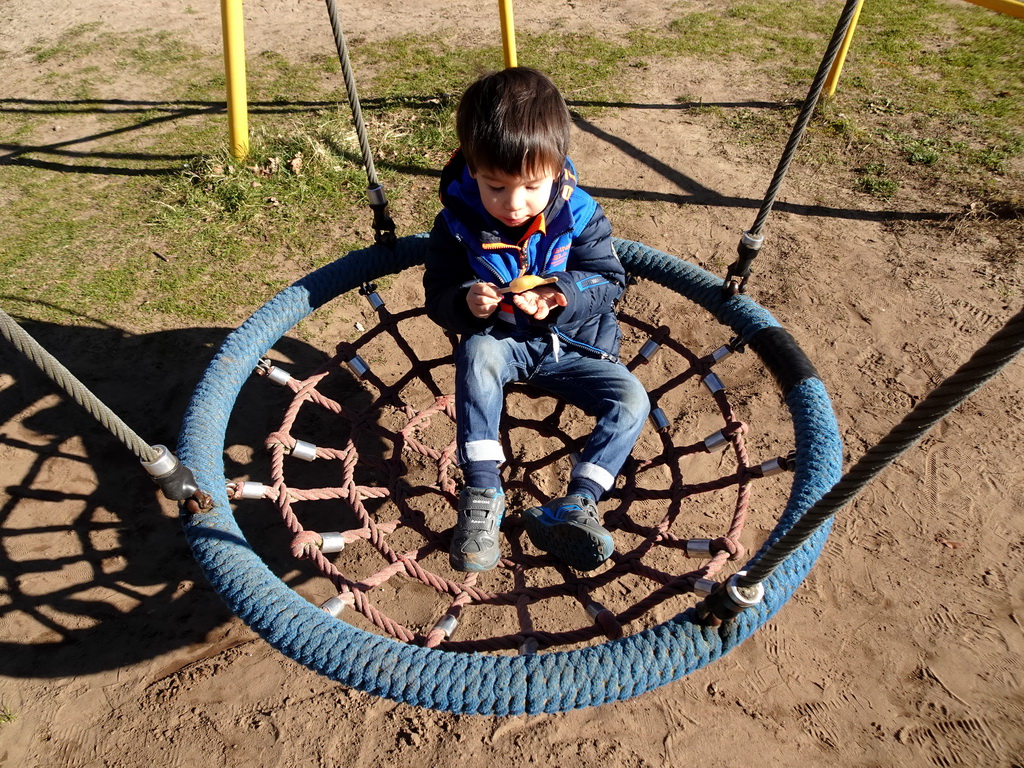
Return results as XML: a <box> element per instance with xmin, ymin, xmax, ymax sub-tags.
<box><xmin>2</xmin><ymin>1</ymin><xmax>1023</xmax><ymax>766</ymax></box>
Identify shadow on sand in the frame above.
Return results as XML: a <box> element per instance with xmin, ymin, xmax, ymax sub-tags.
<box><xmin>0</xmin><ymin>314</ymin><xmax>363</xmax><ymax>676</ymax></box>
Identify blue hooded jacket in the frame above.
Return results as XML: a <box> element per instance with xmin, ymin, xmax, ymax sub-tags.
<box><xmin>423</xmin><ymin>149</ymin><xmax>627</xmax><ymax>360</ymax></box>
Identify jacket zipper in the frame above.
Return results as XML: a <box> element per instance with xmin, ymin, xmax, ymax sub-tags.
<box><xmin>550</xmin><ymin>326</ymin><xmax>617</xmax><ymax>363</ymax></box>
<box><xmin>455</xmin><ymin>234</ymin><xmax>510</xmax><ymax>284</ymax></box>
<box><xmin>519</xmin><ymin>228</ymin><xmax>618</xmax><ymax>362</ymax></box>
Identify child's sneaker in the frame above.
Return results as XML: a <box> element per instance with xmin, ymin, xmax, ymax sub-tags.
<box><xmin>450</xmin><ymin>487</ymin><xmax>505</xmax><ymax>572</ymax></box>
<box><xmin>521</xmin><ymin>494</ymin><xmax>614</xmax><ymax>571</ymax></box>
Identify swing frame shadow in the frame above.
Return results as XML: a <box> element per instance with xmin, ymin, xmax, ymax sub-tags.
<box><xmin>1</xmin><ymin>96</ymin><xmax>950</xmax><ymax>223</ymax></box>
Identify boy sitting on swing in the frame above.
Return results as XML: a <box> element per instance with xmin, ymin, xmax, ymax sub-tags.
<box><xmin>423</xmin><ymin>67</ymin><xmax>649</xmax><ymax>573</ymax></box>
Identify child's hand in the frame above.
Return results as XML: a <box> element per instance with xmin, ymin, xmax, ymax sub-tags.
<box><xmin>512</xmin><ymin>285</ymin><xmax>567</xmax><ymax>321</ymax></box>
<box><xmin>467</xmin><ymin>281</ymin><xmax>503</xmax><ymax>318</ymax></box>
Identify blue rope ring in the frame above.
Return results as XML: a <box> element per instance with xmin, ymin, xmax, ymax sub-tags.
<box><xmin>177</xmin><ymin>235</ymin><xmax>842</xmax><ymax>715</ymax></box>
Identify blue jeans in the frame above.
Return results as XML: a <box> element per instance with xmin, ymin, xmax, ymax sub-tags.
<box><xmin>454</xmin><ymin>325</ymin><xmax>650</xmax><ymax>493</ymax></box>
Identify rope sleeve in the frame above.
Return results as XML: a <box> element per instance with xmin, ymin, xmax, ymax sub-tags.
<box><xmin>747</xmin><ymin>326</ymin><xmax>821</xmax><ymax>395</ymax></box>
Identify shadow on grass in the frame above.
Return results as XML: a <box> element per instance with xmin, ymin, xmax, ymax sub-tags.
<box><xmin>0</xmin><ymin>96</ymin><xmax>949</xmax><ymax>224</ymax></box>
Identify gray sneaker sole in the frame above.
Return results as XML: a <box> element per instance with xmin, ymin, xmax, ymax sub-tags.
<box><xmin>521</xmin><ymin>506</ymin><xmax>614</xmax><ymax>571</ymax></box>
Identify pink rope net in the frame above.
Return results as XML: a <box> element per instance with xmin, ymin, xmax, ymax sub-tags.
<box><xmin>228</xmin><ymin>286</ymin><xmax>794</xmax><ymax>654</ymax></box>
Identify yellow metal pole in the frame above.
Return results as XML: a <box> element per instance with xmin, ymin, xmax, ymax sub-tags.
<box><xmin>498</xmin><ymin>0</ymin><xmax>518</xmax><ymax>68</ymax></box>
<box><xmin>824</xmin><ymin>0</ymin><xmax>864</xmax><ymax>97</ymax></box>
<box><xmin>959</xmin><ymin>0</ymin><xmax>1024</xmax><ymax>18</ymax></box>
<box><xmin>220</xmin><ymin>0</ymin><xmax>249</xmax><ymax>160</ymax></box>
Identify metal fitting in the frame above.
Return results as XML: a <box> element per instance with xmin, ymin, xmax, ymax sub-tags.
<box><xmin>711</xmin><ymin>344</ymin><xmax>733</xmax><ymax>363</ymax></box>
<box><xmin>649</xmin><ymin>407</ymin><xmax>671</xmax><ymax>431</ymax></box>
<box><xmin>319</xmin><ymin>531</ymin><xmax>346</xmax><ymax>553</ymax></box>
<box><xmin>693</xmin><ymin>578</ymin><xmax>718</xmax><ymax>597</ymax></box>
<box><xmin>267</xmin><ymin>366</ymin><xmax>293</xmax><ymax>386</ymax></box>
<box><xmin>141</xmin><ymin>444</ymin><xmax>178</xmax><ymax>478</ymax></box>
<box><xmin>703</xmin><ymin>430</ymin><xmax>729</xmax><ymax>452</ymax></box>
<box><xmin>685</xmin><ymin>538</ymin><xmax>713</xmax><ymax>558</ymax></box>
<box><xmin>702</xmin><ymin>373</ymin><xmax>725</xmax><ymax>394</ymax></box>
<box><xmin>142</xmin><ymin>445</ymin><xmax>200</xmax><ymax>501</ymax></box>
<box><xmin>519</xmin><ymin>637</ymin><xmax>539</xmax><ymax>655</ymax></box>
<box><xmin>638</xmin><ymin>338</ymin><xmax>662</xmax><ymax>361</ymax></box>
<box><xmin>755</xmin><ymin>457</ymin><xmax>789</xmax><ymax>477</ymax></box>
<box><xmin>741</xmin><ymin>230</ymin><xmax>765</xmax><ymax>251</ymax></box>
<box><xmin>345</xmin><ymin>355</ymin><xmax>370</xmax><ymax>379</ymax></box>
<box><xmin>585</xmin><ymin>602</ymin><xmax>606</xmax><ymax>621</ymax></box>
<box><xmin>320</xmin><ymin>596</ymin><xmax>347</xmax><ymax>617</ymax></box>
<box><xmin>256</xmin><ymin>358</ymin><xmax>293</xmax><ymax>386</ymax></box>
<box><xmin>238</xmin><ymin>481</ymin><xmax>268</xmax><ymax>499</ymax></box>
<box><xmin>367</xmin><ymin>183</ymin><xmax>388</xmax><ymax>207</ymax></box>
<box><xmin>431</xmin><ymin>615</ymin><xmax>459</xmax><ymax>639</ymax></box>
<box><xmin>725</xmin><ymin>570</ymin><xmax>765</xmax><ymax>609</ymax></box>
<box><xmin>289</xmin><ymin>440</ymin><xmax>317</xmax><ymax>462</ymax></box>
<box><xmin>694</xmin><ymin>569</ymin><xmax>766</xmax><ymax>626</ymax></box>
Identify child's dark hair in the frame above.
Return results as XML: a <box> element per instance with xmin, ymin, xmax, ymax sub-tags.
<box><xmin>456</xmin><ymin>67</ymin><xmax>571</xmax><ymax>177</ymax></box>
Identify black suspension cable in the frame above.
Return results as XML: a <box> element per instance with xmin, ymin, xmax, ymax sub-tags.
<box><xmin>724</xmin><ymin>0</ymin><xmax>864</xmax><ymax>294</ymax></box>
<box><xmin>698</xmin><ymin>305</ymin><xmax>1024</xmax><ymax>623</ymax></box>
<box><xmin>324</xmin><ymin>0</ymin><xmax>396</xmax><ymax>247</ymax></box>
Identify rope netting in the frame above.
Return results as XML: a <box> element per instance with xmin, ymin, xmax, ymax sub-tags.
<box><xmin>177</xmin><ymin>235</ymin><xmax>843</xmax><ymax>714</ymax></box>
<box><xmin>224</xmin><ymin>270</ymin><xmax>798</xmax><ymax>655</ymax></box>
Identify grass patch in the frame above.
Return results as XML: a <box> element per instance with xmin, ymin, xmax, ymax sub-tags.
<box><xmin>2</xmin><ymin>4</ymin><xmax>1021</xmax><ymax>329</ymax></box>
<box><xmin>30</xmin><ymin>23</ymin><xmax>206</xmax><ymax>88</ymax></box>
<box><xmin>29</xmin><ymin>22</ymin><xmax>105</xmax><ymax>63</ymax></box>
<box><xmin>140</xmin><ymin>117</ymin><xmax>379</xmax><ymax>320</ymax></box>
<box><xmin>856</xmin><ymin>162</ymin><xmax>899</xmax><ymax>199</ymax></box>
<box><xmin>810</xmin><ymin>0</ymin><xmax>1022</xmax><ymax>195</ymax></box>
<box><xmin>720</xmin><ymin>105</ymin><xmax>798</xmax><ymax>148</ymax></box>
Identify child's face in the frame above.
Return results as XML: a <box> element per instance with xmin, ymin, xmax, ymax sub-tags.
<box><xmin>471</xmin><ymin>166</ymin><xmax>557</xmax><ymax>229</ymax></box>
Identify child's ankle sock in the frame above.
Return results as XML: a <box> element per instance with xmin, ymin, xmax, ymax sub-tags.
<box><xmin>464</xmin><ymin>460</ymin><xmax>502</xmax><ymax>492</ymax></box>
<box><xmin>567</xmin><ymin>477</ymin><xmax>604</xmax><ymax>502</ymax></box>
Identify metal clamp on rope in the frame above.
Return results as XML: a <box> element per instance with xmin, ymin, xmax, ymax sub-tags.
<box><xmin>649</xmin><ymin>407</ymin><xmax>671</xmax><ymax>432</ymax></box>
<box><xmin>431</xmin><ymin>614</ymin><xmax>459</xmax><ymax>640</ymax></box>
<box><xmin>141</xmin><ymin>444</ymin><xmax>200</xmax><ymax>501</ymax></box>
<box><xmin>256</xmin><ymin>357</ymin><xmax>293</xmax><ymax>386</ymax></box>
<box><xmin>236</xmin><ymin>480</ymin><xmax>269</xmax><ymax>499</ymax></box>
<box><xmin>693</xmin><ymin>578</ymin><xmax>718</xmax><ymax>597</ymax></box>
<box><xmin>319</xmin><ymin>531</ymin><xmax>346</xmax><ymax>553</ymax></box>
<box><xmin>585</xmin><ymin>601</ymin><xmax>607</xmax><ymax>621</ymax></box>
<box><xmin>320</xmin><ymin>596</ymin><xmax>347</xmax><ymax>618</ymax></box>
<box><xmin>519</xmin><ymin>637</ymin><xmax>540</xmax><ymax>655</ymax></box>
<box><xmin>710</xmin><ymin>344</ymin><xmax>733</xmax><ymax>363</ymax></box>
<box><xmin>359</xmin><ymin>282</ymin><xmax>385</xmax><ymax>311</ymax></box>
<box><xmin>695</xmin><ymin>570</ymin><xmax>766</xmax><ymax>626</ymax></box>
<box><xmin>289</xmin><ymin>440</ymin><xmax>318</xmax><ymax>462</ymax></box>
<box><xmin>703</xmin><ymin>430</ymin><xmax>730</xmax><ymax>452</ymax></box>
<box><xmin>367</xmin><ymin>183</ymin><xmax>397</xmax><ymax>248</ymax></box>
<box><xmin>685</xmin><ymin>539</ymin><xmax>714</xmax><ymax>558</ymax></box>
<box><xmin>752</xmin><ymin>452</ymin><xmax>796</xmax><ymax>477</ymax></box>
<box><xmin>702</xmin><ymin>373</ymin><xmax>725</xmax><ymax>394</ymax></box>
<box><xmin>638</xmin><ymin>337</ymin><xmax>663</xmax><ymax>362</ymax></box>
<box><xmin>723</xmin><ymin>230</ymin><xmax>764</xmax><ymax>296</ymax></box>
<box><xmin>345</xmin><ymin>354</ymin><xmax>370</xmax><ymax>379</ymax></box>
<box><xmin>711</xmin><ymin>334</ymin><xmax>748</xmax><ymax>363</ymax></box>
